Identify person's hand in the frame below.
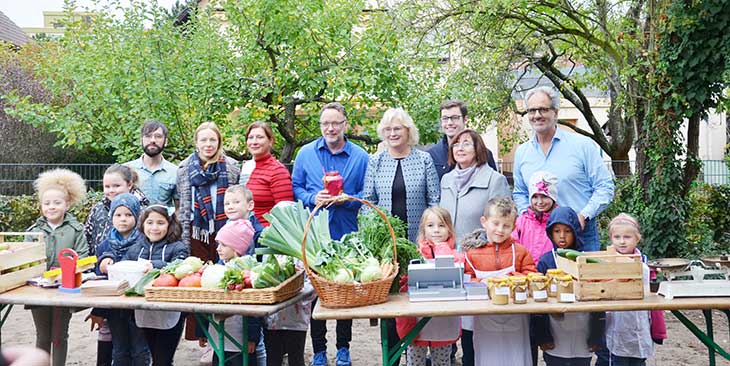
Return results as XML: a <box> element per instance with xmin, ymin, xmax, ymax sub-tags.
<box><xmin>589</xmin><ymin>344</ymin><xmax>602</xmax><ymax>352</ymax></box>
<box><xmin>143</xmin><ymin>261</ymin><xmax>154</xmax><ymax>273</ymax></box>
<box><xmin>540</xmin><ymin>343</ymin><xmax>555</xmax><ymax>351</ymax></box>
<box><xmin>578</xmin><ymin>214</ymin><xmax>587</xmax><ymax>230</ymax></box>
<box><xmin>85</xmin><ymin>314</ymin><xmax>105</xmax><ymax>332</ymax></box>
<box><xmin>2</xmin><ymin>345</ymin><xmax>50</xmax><ymax>365</ymax></box>
<box><xmin>314</xmin><ymin>190</ymin><xmax>332</xmax><ymax>206</ymax></box>
<box><xmin>99</xmin><ymin>258</ymin><xmax>114</xmax><ymax>274</ymax></box>
<box><xmin>198</xmin><ymin>338</ymin><xmax>208</xmax><ymax>347</ymax></box>
<box><xmin>247</xmin><ymin>341</ymin><xmax>256</xmax><ymax>354</ymax></box>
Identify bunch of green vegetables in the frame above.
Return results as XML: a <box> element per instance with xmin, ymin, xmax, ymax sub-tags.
<box><xmin>221</xmin><ymin>255</ymin><xmax>296</xmax><ymax>290</ymax></box>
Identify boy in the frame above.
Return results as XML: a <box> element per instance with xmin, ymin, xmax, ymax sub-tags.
<box><xmin>223</xmin><ymin>185</ymin><xmax>264</xmax><ymax>257</ymax></box>
<box><xmin>461</xmin><ymin>197</ymin><xmax>535</xmax><ymax>366</ymax></box>
<box><xmin>533</xmin><ymin>206</ymin><xmax>604</xmax><ymax>366</ymax></box>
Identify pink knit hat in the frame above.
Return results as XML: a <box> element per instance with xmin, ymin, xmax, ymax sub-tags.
<box><xmin>528</xmin><ymin>170</ymin><xmax>558</xmax><ymax>203</ymax></box>
<box><xmin>216</xmin><ymin>219</ymin><xmax>255</xmax><ymax>256</ymax></box>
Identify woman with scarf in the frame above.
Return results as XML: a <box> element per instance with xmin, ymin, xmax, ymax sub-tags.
<box><xmin>439</xmin><ymin>128</ymin><xmax>510</xmax><ymax>366</ymax></box>
<box><xmin>177</xmin><ymin>121</ymin><xmax>240</xmax><ymax>343</ymax></box>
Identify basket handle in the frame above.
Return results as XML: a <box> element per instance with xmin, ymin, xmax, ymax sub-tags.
<box><xmin>300</xmin><ymin>195</ymin><xmax>398</xmax><ymax>277</ymax></box>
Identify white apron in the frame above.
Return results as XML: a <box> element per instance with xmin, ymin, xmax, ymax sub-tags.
<box><xmin>133</xmin><ymin>253</ymin><xmax>182</xmax><ymax>330</ymax></box>
<box><xmin>466</xmin><ymin>245</ymin><xmax>532</xmax><ymax>366</ymax></box>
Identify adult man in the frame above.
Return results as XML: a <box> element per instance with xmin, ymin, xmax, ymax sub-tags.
<box><xmin>428</xmin><ymin>100</ymin><xmax>497</xmax><ymax>181</ymax></box>
<box><xmin>512</xmin><ymin>87</ymin><xmax>614</xmax><ymax>251</ymax></box>
<box><xmin>124</xmin><ymin>120</ymin><xmax>178</xmax><ymax>208</ymax></box>
<box><xmin>292</xmin><ymin>102</ymin><xmax>369</xmax><ymax>366</ymax></box>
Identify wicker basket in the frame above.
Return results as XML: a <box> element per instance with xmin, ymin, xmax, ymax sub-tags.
<box><xmin>302</xmin><ymin>195</ymin><xmax>398</xmax><ymax>308</ymax></box>
<box><xmin>144</xmin><ymin>269</ymin><xmax>304</xmax><ymax>304</ymax></box>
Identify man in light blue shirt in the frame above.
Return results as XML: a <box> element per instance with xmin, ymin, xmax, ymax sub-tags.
<box><xmin>513</xmin><ymin>87</ymin><xmax>614</xmax><ymax>251</ymax></box>
<box><xmin>124</xmin><ymin>120</ymin><xmax>178</xmax><ymax>208</ymax></box>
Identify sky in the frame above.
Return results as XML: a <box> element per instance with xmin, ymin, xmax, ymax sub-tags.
<box><xmin>0</xmin><ymin>0</ymin><xmax>179</xmax><ymax>28</ymax></box>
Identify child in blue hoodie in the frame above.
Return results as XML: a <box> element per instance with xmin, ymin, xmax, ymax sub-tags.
<box><xmin>532</xmin><ymin>206</ymin><xmax>605</xmax><ymax>366</ymax></box>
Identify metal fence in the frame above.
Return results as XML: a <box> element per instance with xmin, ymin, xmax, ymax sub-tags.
<box><xmin>0</xmin><ymin>160</ymin><xmax>728</xmax><ymax>196</ymax></box>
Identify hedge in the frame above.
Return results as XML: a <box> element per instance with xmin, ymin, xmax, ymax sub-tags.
<box><xmin>0</xmin><ymin>192</ymin><xmax>103</xmax><ymax>234</ymax></box>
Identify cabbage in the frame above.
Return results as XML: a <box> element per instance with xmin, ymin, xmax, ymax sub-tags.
<box><xmin>333</xmin><ymin>268</ymin><xmax>354</xmax><ymax>283</ymax></box>
<box><xmin>173</xmin><ymin>263</ymin><xmax>194</xmax><ymax>280</ymax></box>
<box><xmin>360</xmin><ymin>265</ymin><xmax>383</xmax><ymax>283</ymax></box>
<box><xmin>201</xmin><ymin>264</ymin><xmax>227</xmax><ymax>289</ymax></box>
<box><xmin>183</xmin><ymin>257</ymin><xmax>204</xmax><ymax>272</ymax></box>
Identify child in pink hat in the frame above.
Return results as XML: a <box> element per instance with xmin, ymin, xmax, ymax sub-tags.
<box><xmin>512</xmin><ymin>170</ymin><xmax>559</xmax><ymax>265</ymax></box>
<box><xmin>216</xmin><ymin>219</ymin><xmax>255</xmax><ymax>259</ymax></box>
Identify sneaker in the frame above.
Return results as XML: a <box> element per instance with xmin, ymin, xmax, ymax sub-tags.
<box><xmin>336</xmin><ymin>348</ymin><xmax>351</xmax><ymax>366</ymax></box>
<box><xmin>199</xmin><ymin>346</ymin><xmax>213</xmax><ymax>366</ymax></box>
<box><xmin>311</xmin><ymin>351</ymin><xmax>328</xmax><ymax>366</ymax></box>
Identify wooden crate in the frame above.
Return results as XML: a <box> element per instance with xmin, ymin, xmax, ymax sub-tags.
<box><xmin>0</xmin><ymin>232</ymin><xmax>47</xmax><ymax>293</ymax></box>
<box><xmin>555</xmin><ymin>250</ymin><xmax>644</xmax><ymax>301</ymax></box>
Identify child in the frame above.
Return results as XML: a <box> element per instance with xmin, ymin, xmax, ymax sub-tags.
<box><xmin>532</xmin><ymin>206</ymin><xmax>604</xmax><ymax>366</ymax></box>
<box><xmin>210</xmin><ymin>219</ymin><xmax>263</xmax><ymax>366</ymax></box>
<box><xmin>461</xmin><ymin>197</ymin><xmax>536</xmax><ymax>366</ymax></box>
<box><xmin>93</xmin><ymin>193</ymin><xmax>150</xmax><ymax>366</ymax></box>
<box><xmin>223</xmin><ymin>185</ymin><xmax>264</xmax><ymax>257</ymax></box>
<box><xmin>598</xmin><ymin>213</ymin><xmax>666</xmax><ymax>366</ymax></box>
<box><xmin>125</xmin><ymin>205</ymin><xmax>189</xmax><ymax>365</ymax></box>
<box><xmin>512</xmin><ymin>171</ymin><xmax>558</xmax><ymax>265</ymax></box>
<box><xmin>28</xmin><ymin>169</ymin><xmax>89</xmax><ymax>366</ymax></box>
<box><xmin>396</xmin><ymin>207</ymin><xmax>461</xmax><ymax>366</ymax></box>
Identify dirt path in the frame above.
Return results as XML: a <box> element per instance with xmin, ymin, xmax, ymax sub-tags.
<box><xmin>1</xmin><ymin>307</ymin><xmax>728</xmax><ymax>365</ymax></box>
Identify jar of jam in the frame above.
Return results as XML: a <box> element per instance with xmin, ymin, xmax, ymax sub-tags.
<box><xmin>528</xmin><ymin>274</ymin><xmax>549</xmax><ymax>302</ymax></box>
<box><xmin>322</xmin><ymin>171</ymin><xmax>344</xmax><ymax>196</ymax></box>
<box><xmin>510</xmin><ymin>277</ymin><xmax>528</xmax><ymax>304</ymax></box>
<box><xmin>547</xmin><ymin>269</ymin><xmax>565</xmax><ymax>297</ymax></box>
<box><xmin>556</xmin><ymin>275</ymin><xmax>576</xmax><ymax>303</ymax></box>
<box><xmin>491</xmin><ymin>278</ymin><xmax>510</xmax><ymax>305</ymax></box>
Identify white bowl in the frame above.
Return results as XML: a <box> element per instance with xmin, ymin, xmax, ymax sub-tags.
<box><xmin>107</xmin><ymin>260</ymin><xmax>148</xmax><ymax>287</ymax></box>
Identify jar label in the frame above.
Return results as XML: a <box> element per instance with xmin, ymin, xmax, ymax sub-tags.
<box><xmin>515</xmin><ymin>292</ymin><xmax>527</xmax><ymax>301</ymax></box>
<box><xmin>560</xmin><ymin>293</ymin><xmax>576</xmax><ymax>302</ymax></box>
<box><xmin>495</xmin><ymin>287</ymin><xmax>510</xmax><ymax>295</ymax></box>
<box><xmin>550</xmin><ymin>284</ymin><xmax>557</xmax><ymax>293</ymax></box>
<box><xmin>533</xmin><ymin>290</ymin><xmax>548</xmax><ymax>299</ymax></box>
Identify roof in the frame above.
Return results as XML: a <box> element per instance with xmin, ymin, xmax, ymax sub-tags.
<box><xmin>0</xmin><ymin>11</ymin><xmax>30</xmax><ymax>47</ymax></box>
<box><xmin>511</xmin><ymin>65</ymin><xmax>609</xmax><ymax>100</ymax></box>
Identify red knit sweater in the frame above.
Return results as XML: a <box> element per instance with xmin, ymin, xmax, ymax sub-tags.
<box><xmin>246</xmin><ymin>153</ymin><xmax>294</xmax><ymax>226</ymax></box>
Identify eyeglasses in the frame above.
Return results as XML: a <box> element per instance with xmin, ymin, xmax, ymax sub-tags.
<box><xmin>320</xmin><ymin>120</ymin><xmax>346</xmax><ymax>128</ymax></box>
<box><xmin>383</xmin><ymin>126</ymin><xmax>406</xmax><ymax>134</ymax></box>
<box><xmin>440</xmin><ymin>115</ymin><xmax>463</xmax><ymax>123</ymax></box>
<box><xmin>526</xmin><ymin>107</ymin><xmax>553</xmax><ymax>115</ymax></box>
<box><xmin>451</xmin><ymin>141</ymin><xmax>475</xmax><ymax>150</ymax></box>
<box><xmin>143</xmin><ymin>133</ymin><xmax>165</xmax><ymax>140</ymax></box>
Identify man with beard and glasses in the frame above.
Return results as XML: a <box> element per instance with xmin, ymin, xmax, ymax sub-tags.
<box><xmin>124</xmin><ymin>119</ymin><xmax>179</xmax><ymax>209</ymax></box>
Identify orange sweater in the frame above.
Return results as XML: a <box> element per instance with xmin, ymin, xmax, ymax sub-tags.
<box><xmin>463</xmin><ymin>235</ymin><xmax>536</xmax><ymax>278</ymax></box>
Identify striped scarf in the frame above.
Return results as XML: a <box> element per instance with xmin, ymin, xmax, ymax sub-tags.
<box><xmin>188</xmin><ymin>153</ymin><xmax>229</xmax><ymax>243</ymax></box>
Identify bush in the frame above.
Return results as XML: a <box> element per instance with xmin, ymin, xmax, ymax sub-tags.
<box><xmin>0</xmin><ymin>192</ymin><xmax>103</xmax><ymax>234</ymax></box>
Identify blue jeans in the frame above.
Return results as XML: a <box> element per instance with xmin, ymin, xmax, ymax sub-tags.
<box><xmin>543</xmin><ymin>353</ymin><xmax>591</xmax><ymax>366</ymax></box>
<box><xmin>577</xmin><ymin>218</ymin><xmax>600</xmax><ymax>251</ymax></box>
<box><xmin>107</xmin><ymin>310</ymin><xmax>150</xmax><ymax>366</ymax></box>
<box><xmin>607</xmin><ymin>354</ymin><xmax>646</xmax><ymax>366</ymax></box>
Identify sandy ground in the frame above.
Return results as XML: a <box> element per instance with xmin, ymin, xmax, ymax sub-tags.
<box><xmin>1</xmin><ymin>306</ymin><xmax>729</xmax><ymax>365</ymax></box>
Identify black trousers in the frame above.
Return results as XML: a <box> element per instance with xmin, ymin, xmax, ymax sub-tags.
<box><xmin>142</xmin><ymin>314</ymin><xmax>185</xmax><ymax>366</ymax></box>
<box><xmin>310</xmin><ymin>297</ymin><xmax>352</xmax><ymax>353</ymax></box>
<box><xmin>265</xmin><ymin>329</ymin><xmax>306</xmax><ymax>366</ymax></box>
<box><xmin>213</xmin><ymin>351</ymin><xmax>257</xmax><ymax>366</ymax></box>
<box><xmin>461</xmin><ymin>329</ymin><xmax>474</xmax><ymax>366</ymax></box>
<box><xmin>97</xmin><ymin>340</ymin><xmax>113</xmax><ymax>366</ymax></box>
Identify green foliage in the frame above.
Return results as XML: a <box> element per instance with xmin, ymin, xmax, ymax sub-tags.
<box><xmin>0</xmin><ymin>192</ymin><xmax>103</xmax><ymax>233</ymax></box>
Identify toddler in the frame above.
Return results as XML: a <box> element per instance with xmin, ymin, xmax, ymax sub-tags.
<box><xmin>28</xmin><ymin>169</ymin><xmax>89</xmax><ymax>366</ymax></box>
<box><xmin>224</xmin><ymin>185</ymin><xmax>264</xmax><ymax>257</ymax></box>
<box><xmin>461</xmin><ymin>197</ymin><xmax>536</xmax><ymax>366</ymax></box>
<box><xmin>513</xmin><ymin>171</ymin><xmax>558</xmax><ymax>264</ymax></box>
<box><xmin>598</xmin><ymin>213</ymin><xmax>666</xmax><ymax>366</ymax></box>
<box><xmin>533</xmin><ymin>206</ymin><xmax>604</xmax><ymax>366</ymax></box>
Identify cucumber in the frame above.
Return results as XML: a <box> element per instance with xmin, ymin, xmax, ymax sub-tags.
<box><xmin>556</xmin><ymin>249</ymin><xmax>604</xmax><ymax>263</ymax></box>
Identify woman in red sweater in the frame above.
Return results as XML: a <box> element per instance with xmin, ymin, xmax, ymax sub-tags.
<box><xmin>241</xmin><ymin>121</ymin><xmax>294</xmax><ymax>226</ymax></box>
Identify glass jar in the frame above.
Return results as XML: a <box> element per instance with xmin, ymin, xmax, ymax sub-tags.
<box><xmin>528</xmin><ymin>274</ymin><xmax>549</xmax><ymax>302</ymax></box>
<box><xmin>546</xmin><ymin>269</ymin><xmax>565</xmax><ymax>297</ymax></box>
<box><xmin>491</xmin><ymin>278</ymin><xmax>510</xmax><ymax>305</ymax></box>
<box><xmin>556</xmin><ymin>275</ymin><xmax>576</xmax><ymax>303</ymax></box>
<box><xmin>510</xmin><ymin>277</ymin><xmax>528</xmax><ymax>304</ymax></box>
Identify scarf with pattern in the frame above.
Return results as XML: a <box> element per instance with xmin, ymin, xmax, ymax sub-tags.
<box><xmin>188</xmin><ymin>153</ymin><xmax>229</xmax><ymax>243</ymax></box>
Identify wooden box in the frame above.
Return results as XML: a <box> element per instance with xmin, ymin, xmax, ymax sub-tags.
<box><xmin>0</xmin><ymin>232</ymin><xmax>47</xmax><ymax>293</ymax></box>
<box><xmin>555</xmin><ymin>249</ymin><xmax>644</xmax><ymax>301</ymax></box>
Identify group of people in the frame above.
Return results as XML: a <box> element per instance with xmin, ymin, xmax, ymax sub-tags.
<box><xmin>24</xmin><ymin>86</ymin><xmax>662</xmax><ymax>366</ymax></box>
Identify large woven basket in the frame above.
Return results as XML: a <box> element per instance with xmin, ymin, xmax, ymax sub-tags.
<box><xmin>302</xmin><ymin>195</ymin><xmax>398</xmax><ymax>308</ymax></box>
<box><xmin>144</xmin><ymin>269</ymin><xmax>304</xmax><ymax>304</ymax></box>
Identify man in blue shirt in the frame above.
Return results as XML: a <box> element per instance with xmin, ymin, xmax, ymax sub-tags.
<box><xmin>292</xmin><ymin>102</ymin><xmax>368</xmax><ymax>366</ymax></box>
<box><xmin>427</xmin><ymin>100</ymin><xmax>497</xmax><ymax>181</ymax></box>
<box><xmin>512</xmin><ymin>87</ymin><xmax>614</xmax><ymax>251</ymax></box>
<box><xmin>124</xmin><ymin>120</ymin><xmax>178</xmax><ymax>209</ymax></box>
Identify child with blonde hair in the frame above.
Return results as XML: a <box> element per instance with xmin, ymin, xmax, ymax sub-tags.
<box><xmin>28</xmin><ymin>169</ymin><xmax>89</xmax><ymax>366</ymax></box>
<box><xmin>396</xmin><ymin>207</ymin><xmax>461</xmax><ymax>366</ymax></box>
<box><xmin>598</xmin><ymin>213</ymin><xmax>666</xmax><ymax>366</ymax></box>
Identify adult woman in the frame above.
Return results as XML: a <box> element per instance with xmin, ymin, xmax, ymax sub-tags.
<box><xmin>240</xmin><ymin>121</ymin><xmax>294</xmax><ymax>226</ymax></box>
<box><xmin>439</xmin><ymin>128</ymin><xmax>510</xmax><ymax>366</ymax></box>
<box><xmin>363</xmin><ymin>108</ymin><xmax>439</xmax><ymax>242</ymax></box>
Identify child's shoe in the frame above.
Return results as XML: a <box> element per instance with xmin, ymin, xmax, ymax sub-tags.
<box><xmin>336</xmin><ymin>347</ymin><xmax>351</xmax><ymax>366</ymax></box>
<box><xmin>311</xmin><ymin>351</ymin><xmax>328</xmax><ymax>366</ymax></box>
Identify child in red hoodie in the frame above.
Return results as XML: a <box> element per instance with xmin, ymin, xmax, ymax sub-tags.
<box><xmin>397</xmin><ymin>207</ymin><xmax>461</xmax><ymax>366</ymax></box>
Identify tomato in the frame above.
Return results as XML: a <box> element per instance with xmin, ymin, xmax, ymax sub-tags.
<box><xmin>179</xmin><ymin>273</ymin><xmax>202</xmax><ymax>287</ymax></box>
<box><xmin>153</xmin><ymin>273</ymin><xmax>179</xmax><ymax>287</ymax></box>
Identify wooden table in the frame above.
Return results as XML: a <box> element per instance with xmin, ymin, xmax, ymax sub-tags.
<box><xmin>0</xmin><ymin>285</ymin><xmax>312</xmax><ymax>366</ymax></box>
<box><xmin>314</xmin><ymin>294</ymin><xmax>730</xmax><ymax>366</ymax></box>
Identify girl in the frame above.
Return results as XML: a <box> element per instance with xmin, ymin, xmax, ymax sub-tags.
<box><xmin>211</xmin><ymin>219</ymin><xmax>263</xmax><ymax>366</ymax></box>
<box><xmin>599</xmin><ymin>213</ymin><xmax>666</xmax><ymax>366</ymax></box>
<box><xmin>125</xmin><ymin>205</ymin><xmax>189</xmax><ymax>366</ymax></box>
<box><xmin>396</xmin><ymin>207</ymin><xmax>461</xmax><ymax>366</ymax></box>
<box><xmin>84</xmin><ymin>163</ymin><xmax>149</xmax><ymax>364</ymax></box>
<box><xmin>28</xmin><ymin>169</ymin><xmax>89</xmax><ymax>366</ymax></box>
<box><xmin>93</xmin><ymin>193</ymin><xmax>150</xmax><ymax>366</ymax></box>
<box><xmin>512</xmin><ymin>170</ymin><xmax>558</xmax><ymax>265</ymax></box>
